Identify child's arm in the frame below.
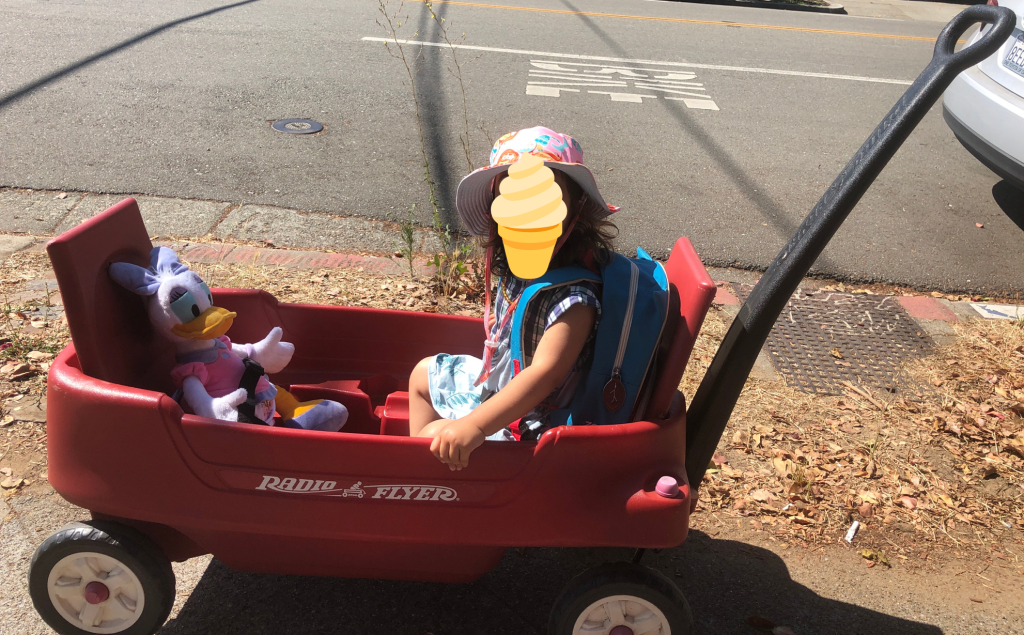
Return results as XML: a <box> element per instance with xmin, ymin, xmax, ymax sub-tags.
<box><xmin>421</xmin><ymin>303</ymin><xmax>597</xmax><ymax>470</ymax></box>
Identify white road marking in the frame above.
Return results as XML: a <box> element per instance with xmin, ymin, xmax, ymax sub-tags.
<box><xmin>634</xmin><ymin>85</ymin><xmax>709</xmax><ymax>98</ymax></box>
<box><xmin>535</xmin><ymin>61</ymin><xmax>701</xmax><ymax>79</ymax></box>
<box><xmin>668</xmin><ymin>98</ymin><xmax>720</xmax><ymax>110</ymax></box>
<box><xmin>533</xmin><ymin>58</ymin><xmax>719</xmax><ymax>108</ymax></box>
<box><xmin>635</xmin><ymin>79</ymin><xmax>705</xmax><ymax>87</ymax></box>
<box><xmin>529</xmin><ymin>81</ymin><xmax>628</xmax><ymax>87</ymax></box>
<box><xmin>361</xmin><ymin>37</ymin><xmax>913</xmax><ymax>85</ymax></box>
<box><xmin>526</xmin><ymin>86</ymin><xmax>580</xmax><ymax>97</ymax></box>
<box><xmin>589</xmin><ymin>91</ymin><xmax>659</xmax><ymax>103</ymax></box>
<box><xmin>528</xmin><ymin>72</ymin><xmax>626</xmax><ymax>82</ymax></box>
<box><xmin>529</xmin><ymin>71</ymin><xmax>616</xmax><ymax>79</ymax></box>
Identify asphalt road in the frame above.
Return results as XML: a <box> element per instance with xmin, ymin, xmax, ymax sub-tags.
<box><xmin>1</xmin><ymin>0</ymin><xmax>1022</xmax><ymax>293</ymax></box>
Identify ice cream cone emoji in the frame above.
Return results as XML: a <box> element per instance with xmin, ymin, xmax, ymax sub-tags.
<box><xmin>490</xmin><ymin>153</ymin><xmax>567</xmax><ymax>279</ymax></box>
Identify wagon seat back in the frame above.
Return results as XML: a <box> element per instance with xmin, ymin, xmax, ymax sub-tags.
<box><xmin>638</xmin><ymin>237</ymin><xmax>716</xmax><ymax>422</ymax></box>
<box><xmin>46</xmin><ymin>198</ymin><xmax>176</xmax><ymax>393</ymax></box>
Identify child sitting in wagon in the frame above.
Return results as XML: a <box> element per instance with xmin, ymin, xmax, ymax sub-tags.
<box><xmin>408</xmin><ymin>127</ymin><xmax>619</xmax><ymax>470</ymax></box>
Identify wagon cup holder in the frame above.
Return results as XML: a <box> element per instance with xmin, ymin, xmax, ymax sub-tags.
<box><xmin>286</xmin><ymin>374</ymin><xmax>411</xmax><ymax>436</ymax></box>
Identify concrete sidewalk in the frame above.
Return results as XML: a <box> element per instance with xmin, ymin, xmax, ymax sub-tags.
<box><xmin>840</xmin><ymin>0</ymin><xmax>967</xmax><ymax>21</ymax></box>
<box><xmin>0</xmin><ymin>188</ymin><xmax>441</xmax><ymax>258</ymax></box>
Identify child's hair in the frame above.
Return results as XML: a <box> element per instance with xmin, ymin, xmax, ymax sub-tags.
<box><xmin>483</xmin><ymin>175</ymin><xmax>617</xmax><ymax>278</ymax></box>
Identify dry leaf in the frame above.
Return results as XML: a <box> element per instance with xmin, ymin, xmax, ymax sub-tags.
<box><xmin>860</xmin><ymin>549</ymin><xmax>891</xmax><ymax>567</ymax></box>
<box><xmin>0</xmin><ymin>477</ymin><xmax>24</xmax><ymax>489</ymax></box>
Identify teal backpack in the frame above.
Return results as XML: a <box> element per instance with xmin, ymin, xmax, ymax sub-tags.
<box><xmin>509</xmin><ymin>248</ymin><xmax>670</xmax><ymax>427</ymax></box>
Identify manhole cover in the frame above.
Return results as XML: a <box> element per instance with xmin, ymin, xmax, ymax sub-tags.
<box><xmin>734</xmin><ymin>285</ymin><xmax>933</xmax><ymax>395</ymax></box>
<box><xmin>271</xmin><ymin>118</ymin><xmax>324</xmax><ymax>134</ymax></box>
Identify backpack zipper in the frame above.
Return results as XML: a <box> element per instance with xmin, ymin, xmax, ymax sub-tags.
<box><xmin>631</xmin><ymin>262</ymin><xmax>671</xmax><ymax>421</ymax></box>
<box><xmin>611</xmin><ymin>260</ymin><xmax>640</xmax><ymax>377</ymax></box>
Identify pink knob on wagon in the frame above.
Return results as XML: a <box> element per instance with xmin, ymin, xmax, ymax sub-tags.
<box><xmin>655</xmin><ymin>476</ymin><xmax>680</xmax><ymax>498</ymax></box>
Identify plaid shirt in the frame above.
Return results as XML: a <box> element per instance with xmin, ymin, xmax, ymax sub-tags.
<box><xmin>490</xmin><ymin>275</ymin><xmax>602</xmax><ymax>439</ymax></box>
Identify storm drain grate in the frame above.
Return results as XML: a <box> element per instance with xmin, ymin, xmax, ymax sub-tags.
<box><xmin>733</xmin><ymin>285</ymin><xmax>934</xmax><ymax>395</ymax></box>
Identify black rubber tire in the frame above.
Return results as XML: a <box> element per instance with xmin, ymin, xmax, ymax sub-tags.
<box><xmin>28</xmin><ymin>521</ymin><xmax>176</xmax><ymax>635</ymax></box>
<box><xmin>549</xmin><ymin>562</ymin><xmax>694</xmax><ymax>635</ymax></box>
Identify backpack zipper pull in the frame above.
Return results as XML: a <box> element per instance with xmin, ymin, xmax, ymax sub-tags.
<box><xmin>603</xmin><ymin>369</ymin><xmax>626</xmax><ymax>412</ymax></box>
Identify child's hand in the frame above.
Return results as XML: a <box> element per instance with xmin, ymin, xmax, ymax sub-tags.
<box><xmin>428</xmin><ymin>419</ymin><xmax>486</xmax><ymax>471</ymax></box>
<box><xmin>486</xmin><ymin>312</ymin><xmax>496</xmax><ymax>333</ymax></box>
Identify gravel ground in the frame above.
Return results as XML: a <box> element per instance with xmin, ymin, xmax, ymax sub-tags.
<box><xmin>3</xmin><ymin>488</ymin><xmax>1023</xmax><ymax>634</ymax></box>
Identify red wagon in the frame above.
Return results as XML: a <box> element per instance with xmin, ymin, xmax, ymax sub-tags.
<box><xmin>25</xmin><ymin>8</ymin><xmax>1013</xmax><ymax>634</ymax></box>
<box><xmin>31</xmin><ymin>197</ymin><xmax>716</xmax><ymax>635</ymax></box>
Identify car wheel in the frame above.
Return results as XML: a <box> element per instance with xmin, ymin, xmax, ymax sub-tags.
<box><xmin>28</xmin><ymin>521</ymin><xmax>175</xmax><ymax>635</ymax></box>
<box><xmin>548</xmin><ymin>562</ymin><xmax>694</xmax><ymax>635</ymax></box>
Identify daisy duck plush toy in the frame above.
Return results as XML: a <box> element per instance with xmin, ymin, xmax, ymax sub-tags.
<box><xmin>109</xmin><ymin>247</ymin><xmax>348</xmax><ymax>431</ymax></box>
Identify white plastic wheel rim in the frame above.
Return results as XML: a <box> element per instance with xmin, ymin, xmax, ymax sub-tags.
<box><xmin>572</xmin><ymin>594</ymin><xmax>671</xmax><ymax>635</ymax></box>
<box><xmin>46</xmin><ymin>551</ymin><xmax>146</xmax><ymax>634</ymax></box>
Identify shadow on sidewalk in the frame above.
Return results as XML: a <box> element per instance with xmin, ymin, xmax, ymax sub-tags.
<box><xmin>0</xmin><ymin>0</ymin><xmax>262</xmax><ymax>112</ymax></box>
<box><xmin>158</xmin><ymin>531</ymin><xmax>941</xmax><ymax>635</ymax></box>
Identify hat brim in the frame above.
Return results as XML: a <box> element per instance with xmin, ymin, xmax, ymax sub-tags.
<box><xmin>456</xmin><ymin>162</ymin><xmax>614</xmax><ymax>236</ymax></box>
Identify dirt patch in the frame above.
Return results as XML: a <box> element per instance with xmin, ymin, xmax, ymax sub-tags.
<box><xmin>0</xmin><ymin>250</ymin><xmax>66</xmax><ymax>499</ymax></box>
<box><xmin>688</xmin><ymin>308</ymin><xmax>1023</xmax><ymax>562</ymax></box>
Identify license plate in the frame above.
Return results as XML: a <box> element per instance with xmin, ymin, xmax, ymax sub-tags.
<box><xmin>1005</xmin><ymin>29</ymin><xmax>1024</xmax><ymax>79</ymax></box>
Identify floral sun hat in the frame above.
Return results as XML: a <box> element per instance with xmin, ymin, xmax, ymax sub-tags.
<box><xmin>455</xmin><ymin>126</ymin><xmax>618</xmax><ymax>236</ymax></box>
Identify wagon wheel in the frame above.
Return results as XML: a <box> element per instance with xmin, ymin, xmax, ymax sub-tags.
<box><xmin>29</xmin><ymin>521</ymin><xmax>176</xmax><ymax>635</ymax></box>
<box><xmin>548</xmin><ymin>562</ymin><xmax>694</xmax><ymax>635</ymax></box>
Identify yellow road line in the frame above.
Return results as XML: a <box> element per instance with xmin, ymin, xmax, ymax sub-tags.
<box><xmin>427</xmin><ymin>0</ymin><xmax>943</xmax><ymax>42</ymax></box>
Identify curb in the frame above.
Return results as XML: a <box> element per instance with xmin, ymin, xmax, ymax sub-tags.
<box><xmin>168</xmin><ymin>242</ymin><xmax>437</xmax><ymax>278</ymax></box>
<box><xmin>673</xmin><ymin>0</ymin><xmax>846</xmax><ymax>14</ymax></box>
<box><xmin>709</xmin><ymin>280</ymin><xmax>1024</xmax><ymax>324</ymax></box>
<box><xmin>5</xmin><ymin>234</ymin><xmax>1021</xmax><ymax>323</ymax></box>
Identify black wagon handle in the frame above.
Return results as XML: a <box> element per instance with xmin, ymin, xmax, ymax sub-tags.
<box><xmin>683</xmin><ymin>4</ymin><xmax>1017</xmax><ymax>496</ymax></box>
<box><xmin>934</xmin><ymin>4</ymin><xmax>1017</xmax><ymax>73</ymax></box>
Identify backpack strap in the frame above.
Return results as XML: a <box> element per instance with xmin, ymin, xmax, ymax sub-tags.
<box><xmin>509</xmin><ymin>266</ymin><xmax>601</xmax><ymax>378</ymax></box>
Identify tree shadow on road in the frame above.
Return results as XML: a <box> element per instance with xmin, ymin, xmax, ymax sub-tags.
<box><xmin>0</xmin><ymin>0</ymin><xmax>262</xmax><ymax>112</ymax></box>
<box><xmin>157</xmin><ymin>531</ymin><xmax>941</xmax><ymax>635</ymax></box>
<box><xmin>411</xmin><ymin>1</ymin><xmax>463</xmax><ymax>233</ymax></box>
<box><xmin>553</xmin><ymin>0</ymin><xmax>847</xmax><ymax>275</ymax></box>
<box><xmin>992</xmin><ymin>180</ymin><xmax>1024</xmax><ymax>234</ymax></box>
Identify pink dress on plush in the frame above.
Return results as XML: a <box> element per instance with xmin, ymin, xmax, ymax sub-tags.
<box><xmin>170</xmin><ymin>336</ymin><xmax>277</xmax><ymax>425</ymax></box>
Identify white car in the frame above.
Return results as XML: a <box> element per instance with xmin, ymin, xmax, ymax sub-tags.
<box><xmin>943</xmin><ymin>0</ymin><xmax>1024</xmax><ymax>191</ymax></box>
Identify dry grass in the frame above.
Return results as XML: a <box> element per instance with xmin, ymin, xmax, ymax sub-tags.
<box><xmin>690</xmin><ymin>307</ymin><xmax>1023</xmax><ymax>559</ymax></box>
<box><xmin>187</xmin><ymin>256</ymin><xmax>484</xmax><ymax>316</ymax></box>
<box><xmin>0</xmin><ymin>250</ymin><xmax>69</xmax><ymax>495</ymax></box>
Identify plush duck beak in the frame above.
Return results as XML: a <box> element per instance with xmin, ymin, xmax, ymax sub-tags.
<box><xmin>171</xmin><ymin>307</ymin><xmax>237</xmax><ymax>340</ymax></box>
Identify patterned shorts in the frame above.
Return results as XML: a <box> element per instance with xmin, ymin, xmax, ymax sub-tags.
<box><xmin>426</xmin><ymin>354</ymin><xmax>515</xmax><ymax>441</ymax></box>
